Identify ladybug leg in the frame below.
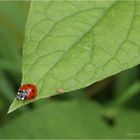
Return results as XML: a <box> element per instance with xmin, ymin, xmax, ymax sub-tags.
<box><xmin>16</xmin><ymin>90</ymin><xmax>27</xmax><ymax>101</ymax></box>
<box><xmin>16</xmin><ymin>91</ymin><xmax>22</xmax><ymax>100</ymax></box>
<box><xmin>21</xmin><ymin>96</ymin><xmax>25</xmax><ymax>100</ymax></box>
<box><xmin>21</xmin><ymin>91</ymin><xmax>28</xmax><ymax>100</ymax></box>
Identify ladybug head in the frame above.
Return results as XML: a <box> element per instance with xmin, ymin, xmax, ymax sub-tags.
<box><xmin>16</xmin><ymin>90</ymin><xmax>27</xmax><ymax>100</ymax></box>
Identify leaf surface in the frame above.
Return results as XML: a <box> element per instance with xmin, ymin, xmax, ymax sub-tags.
<box><xmin>3</xmin><ymin>100</ymin><xmax>140</xmax><ymax>138</ymax></box>
<box><xmin>9</xmin><ymin>1</ymin><xmax>140</xmax><ymax>112</ymax></box>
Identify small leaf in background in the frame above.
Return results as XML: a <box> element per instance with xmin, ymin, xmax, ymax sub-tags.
<box><xmin>2</xmin><ymin>100</ymin><xmax>140</xmax><ymax>139</ymax></box>
<box><xmin>9</xmin><ymin>1</ymin><xmax>140</xmax><ymax>112</ymax></box>
<box><xmin>0</xmin><ymin>72</ymin><xmax>15</xmax><ymax>101</ymax></box>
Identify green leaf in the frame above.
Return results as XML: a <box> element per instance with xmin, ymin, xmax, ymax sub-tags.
<box><xmin>3</xmin><ymin>100</ymin><xmax>140</xmax><ymax>138</ymax></box>
<box><xmin>113</xmin><ymin>81</ymin><xmax>140</xmax><ymax>106</ymax></box>
<box><xmin>9</xmin><ymin>1</ymin><xmax>140</xmax><ymax>112</ymax></box>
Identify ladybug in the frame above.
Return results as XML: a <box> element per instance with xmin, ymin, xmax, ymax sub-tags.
<box><xmin>16</xmin><ymin>84</ymin><xmax>37</xmax><ymax>100</ymax></box>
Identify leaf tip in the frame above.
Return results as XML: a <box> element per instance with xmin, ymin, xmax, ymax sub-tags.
<box><xmin>7</xmin><ymin>99</ymin><xmax>25</xmax><ymax>114</ymax></box>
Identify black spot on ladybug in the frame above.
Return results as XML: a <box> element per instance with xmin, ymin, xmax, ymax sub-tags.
<box><xmin>27</xmin><ymin>84</ymin><xmax>31</xmax><ymax>87</ymax></box>
<box><xmin>32</xmin><ymin>89</ymin><xmax>34</xmax><ymax>92</ymax></box>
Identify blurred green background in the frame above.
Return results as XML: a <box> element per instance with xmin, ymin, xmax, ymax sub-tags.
<box><xmin>0</xmin><ymin>1</ymin><xmax>140</xmax><ymax>139</ymax></box>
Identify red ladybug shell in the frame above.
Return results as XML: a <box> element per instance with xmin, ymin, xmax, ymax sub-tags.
<box><xmin>18</xmin><ymin>84</ymin><xmax>37</xmax><ymax>100</ymax></box>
